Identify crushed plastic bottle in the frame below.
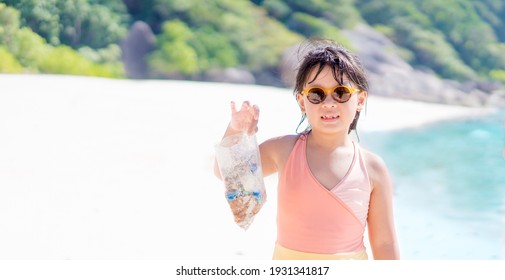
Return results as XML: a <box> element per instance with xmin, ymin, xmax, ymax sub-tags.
<box><xmin>215</xmin><ymin>132</ymin><xmax>267</xmax><ymax>230</ymax></box>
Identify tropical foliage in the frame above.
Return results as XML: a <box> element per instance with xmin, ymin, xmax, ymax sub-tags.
<box><xmin>0</xmin><ymin>2</ymin><xmax>124</xmax><ymax>77</ymax></box>
<box><xmin>1</xmin><ymin>0</ymin><xmax>504</xmax><ymax>84</ymax></box>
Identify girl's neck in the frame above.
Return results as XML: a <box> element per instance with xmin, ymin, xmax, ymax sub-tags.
<box><xmin>307</xmin><ymin>129</ymin><xmax>352</xmax><ymax>150</ymax></box>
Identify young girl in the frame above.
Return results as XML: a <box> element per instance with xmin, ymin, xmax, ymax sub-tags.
<box><xmin>214</xmin><ymin>39</ymin><xmax>400</xmax><ymax>260</ymax></box>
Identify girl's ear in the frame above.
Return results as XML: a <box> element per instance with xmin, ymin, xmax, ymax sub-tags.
<box><xmin>296</xmin><ymin>93</ymin><xmax>306</xmax><ymax>113</ymax></box>
<box><xmin>357</xmin><ymin>91</ymin><xmax>367</xmax><ymax>112</ymax></box>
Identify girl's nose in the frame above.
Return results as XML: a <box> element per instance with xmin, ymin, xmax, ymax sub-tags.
<box><xmin>321</xmin><ymin>94</ymin><xmax>337</xmax><ymax>108</ymax></box>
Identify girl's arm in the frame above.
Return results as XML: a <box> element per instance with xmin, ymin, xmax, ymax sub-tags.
<box><xmin>365</xmin><ymin>152</ymin><xmax>400</xmax><ymax>260</ymax></box>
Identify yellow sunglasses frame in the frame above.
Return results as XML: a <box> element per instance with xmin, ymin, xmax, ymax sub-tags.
<box><xmin>301</xmin><ymin>85</ymin><xmax>361</xmax><ymax>103</ymax></box>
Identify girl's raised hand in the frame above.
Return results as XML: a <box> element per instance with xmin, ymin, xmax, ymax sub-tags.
<box><xmin>229</xmin><ymin>101</ymin><xmax>260</xmax><ymax>135</ymax></box>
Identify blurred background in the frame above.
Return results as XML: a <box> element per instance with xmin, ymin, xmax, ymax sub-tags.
<box><xmin>1</xmin><ymin>0</ymin><xmax>505</xmax><ymax>107</ymax></box>
<box><xmin>1</xmin><ymin>0</ymin><xmax>505</xmax><ymax>260</ymax></box>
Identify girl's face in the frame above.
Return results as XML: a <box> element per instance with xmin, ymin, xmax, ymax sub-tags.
<box><xmin>296</xmin><ymin>65</ymin><xmax>366</xmax><ymax>135</ymax></box>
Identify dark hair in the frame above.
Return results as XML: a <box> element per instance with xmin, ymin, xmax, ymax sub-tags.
<box><xmin>293</xmin><ymin>38</ymin><xmax>368</xmax><ymax>135</ymax></box>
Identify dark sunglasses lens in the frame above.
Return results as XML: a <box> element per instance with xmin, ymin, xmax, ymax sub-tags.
<box><xmin>333</xmin><ymin>86</ymin><xmax>352</xmax><ymax>102</ymax></box>
<box><xmin>307</xmin><ymin>88</ymin><xmax>326</xmax><ymax>104</ymax></box>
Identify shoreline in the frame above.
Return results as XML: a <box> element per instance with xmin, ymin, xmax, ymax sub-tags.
<box><xmin>359</xmin><ymin>95</ymin><xmax>497</xmax><ymax>132</ymax></box>
<box><xmin>0</xmin><ymin>73</ymin><xmax>500</xmax><ymax>259</ymax></box>
<box><xmin>2</xmin><ymin>73</ymin><xmax>496</xmax><ymax>133</ymax></box>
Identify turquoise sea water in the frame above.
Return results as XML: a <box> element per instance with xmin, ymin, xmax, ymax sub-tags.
<box><xmin>361</xmin><ymin>111</ymin><xmax>505</xmax><ymax>260</ymax></box>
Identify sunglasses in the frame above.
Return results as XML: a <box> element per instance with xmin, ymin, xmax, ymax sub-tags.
<box><xmin>301</xmin><ymin>85</ymin><xmax>360</xmax><ymax>104</ymax></box>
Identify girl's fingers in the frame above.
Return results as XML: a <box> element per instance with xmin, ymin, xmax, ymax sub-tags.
<box><xmin>230</xmin><ymin>101</ymin><xmax>237</xmax><ymax>114</ymax></box>
<box><xmin>252</xmin><ymin>104</ymin><xmax>260</xmax><ymax>120</ymax></box>
<box><xmin>248</xmin><ymin>105</ymin><xmax>260</xmax><ymax>135</ymax></box>
<box><xmin>229</xmin><ymin>101</ymin><xmax>259</xmax><ymax>134</ymax></box>
<box><xmin>231</xmin><ymin>101</ymin><xmax>253</xmax><ymax>114</ymax></box>
<box><xmin>242</xmin><ymin>101</ymin><xmax>251</xmax><ymax>110</ymax></box>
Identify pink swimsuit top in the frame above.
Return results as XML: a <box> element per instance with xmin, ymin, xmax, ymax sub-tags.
<box><xmin>276</xmin><ymin>133</ymin><xmax>371</xmax><ymax>254</ymax></box>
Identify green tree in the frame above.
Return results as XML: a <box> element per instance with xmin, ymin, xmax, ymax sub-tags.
<box><xmin>2</xmin><ymin>0</ymin><xmax>62</xmax><ymax>45</ymax></box>
<box><xmin>261</xmin><ymin>0</ymin><xmax>292</xmax><ymax>20</ymax></box>
<box><xmin>391</xmin><ymin>18</ymin><xmax>476</xmax><ymax>80</ymax></box>
<box><xmin>286</xmin><ymin>12</ymin><xmax>351</xmax><ymax>48</ymax></box>
<box><xmin>1</xmin><ymin>3</ymin><xmax>51</xmax><ymax>71</ymax></box>
<box><xmin>37</xmin><ymin>44</ymin><xmax>123</xmax><ymax>77</ymax></box>
<box><xmin>356</xmin><ymin>0</ymin><xmax>431</xmax><ymax>28</ymax></box>
<box><xmin>191</xmin><ymin>26</ymin><xmax>239</xmax><ymax>70</ymax></box>
<box><xmin>0</xmin><ymin>3</ymin><xmax>21</xmax><ymax>46</ymax></box>
<box><xmin>0</xmin><ymin>45</ymin><xmax>23</xmax><ymax>73</ymax></box>
<box><xmin>356</xmin><ymin>0</ymin><xmax>505</xmax><ymax>80</ymax></box>
<box><xmin>476</xmin><ymin>0</ymin><xmax>505</xmax><ymax>41</ymax></box>
<box><xmin>490</xmin><ymin>69</ymin><xmax>505</xmax><ymax>83</ymax></box>
<box><xmin>0</xmin><ymin>2</ymin><xmax>123</xmax><ymax>77</ymax></box>
<box><xmin>146</xmin><ymin>0</ymin><xmax>302</xmax><ymax>78</ymax></box>
<box><xmin>279</xmin><ymin>0</ymin><xmax>361</xmax><ymax>29</ymax></box>
<box><xmin>2</xmin><ymin>0</ymin><xmax>129</xmax><ymax>48</ymax></box>
<box><xmin>148</xmin><ymin>20</ymin><xmax>199</xmax><ymax>77</ymax></box>
<box><xmin>58</xmin><ymin>0</ymin><xmax>129</xmax><ymax>48</ymax></box>
<box><xmin>413</xmin><ymin>0</ymin><xmax>505</xmax><ymax>74</ymax></box>
<box><xmin>9</xmin><ymin>27</ymin><xmax>51</xmax><ymax>70</ymax></box>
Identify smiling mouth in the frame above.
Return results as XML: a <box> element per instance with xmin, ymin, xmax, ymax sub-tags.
<box><xmin>321</xmin><ymin>114</ymin><xmax>339</xmax><ymax>120</ymax></box>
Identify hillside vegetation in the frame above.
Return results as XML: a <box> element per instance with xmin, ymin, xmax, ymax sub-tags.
<box><xmin>1</xmin><ymin>0</ymin><xmax>504</xmax><ymax>98</ymax></box>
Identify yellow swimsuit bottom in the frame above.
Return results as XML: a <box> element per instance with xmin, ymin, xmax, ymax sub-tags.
<box><xmin>272</xmin><ymin>243</ymin><xmax>368</xmax><ymax>260</ymax></box>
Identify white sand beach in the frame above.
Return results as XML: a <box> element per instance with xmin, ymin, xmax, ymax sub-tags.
<box><xmin>0</xmin><ymin>74</ymin><xmax>495</xmax><ymax>260</ymax></box>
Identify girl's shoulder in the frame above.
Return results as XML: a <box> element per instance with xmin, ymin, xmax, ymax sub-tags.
<box><xmin>260</xmin><ymin>134</ymin><xmax>300</xmax><ymax>152</ymax></box>
<box><xmin>359</xmin><ymin>147</ymin><xmax>392</xmax><ymax>189</ymax></box>
<box><xmin>360</xmin><ymin>148</ymin><xmax>387</xmax><ymax>169</ymax></box>
<box><xmin>259</xmin><ymin>134</ymin><xmax>300</xmax><ymax>164</ymax></box>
